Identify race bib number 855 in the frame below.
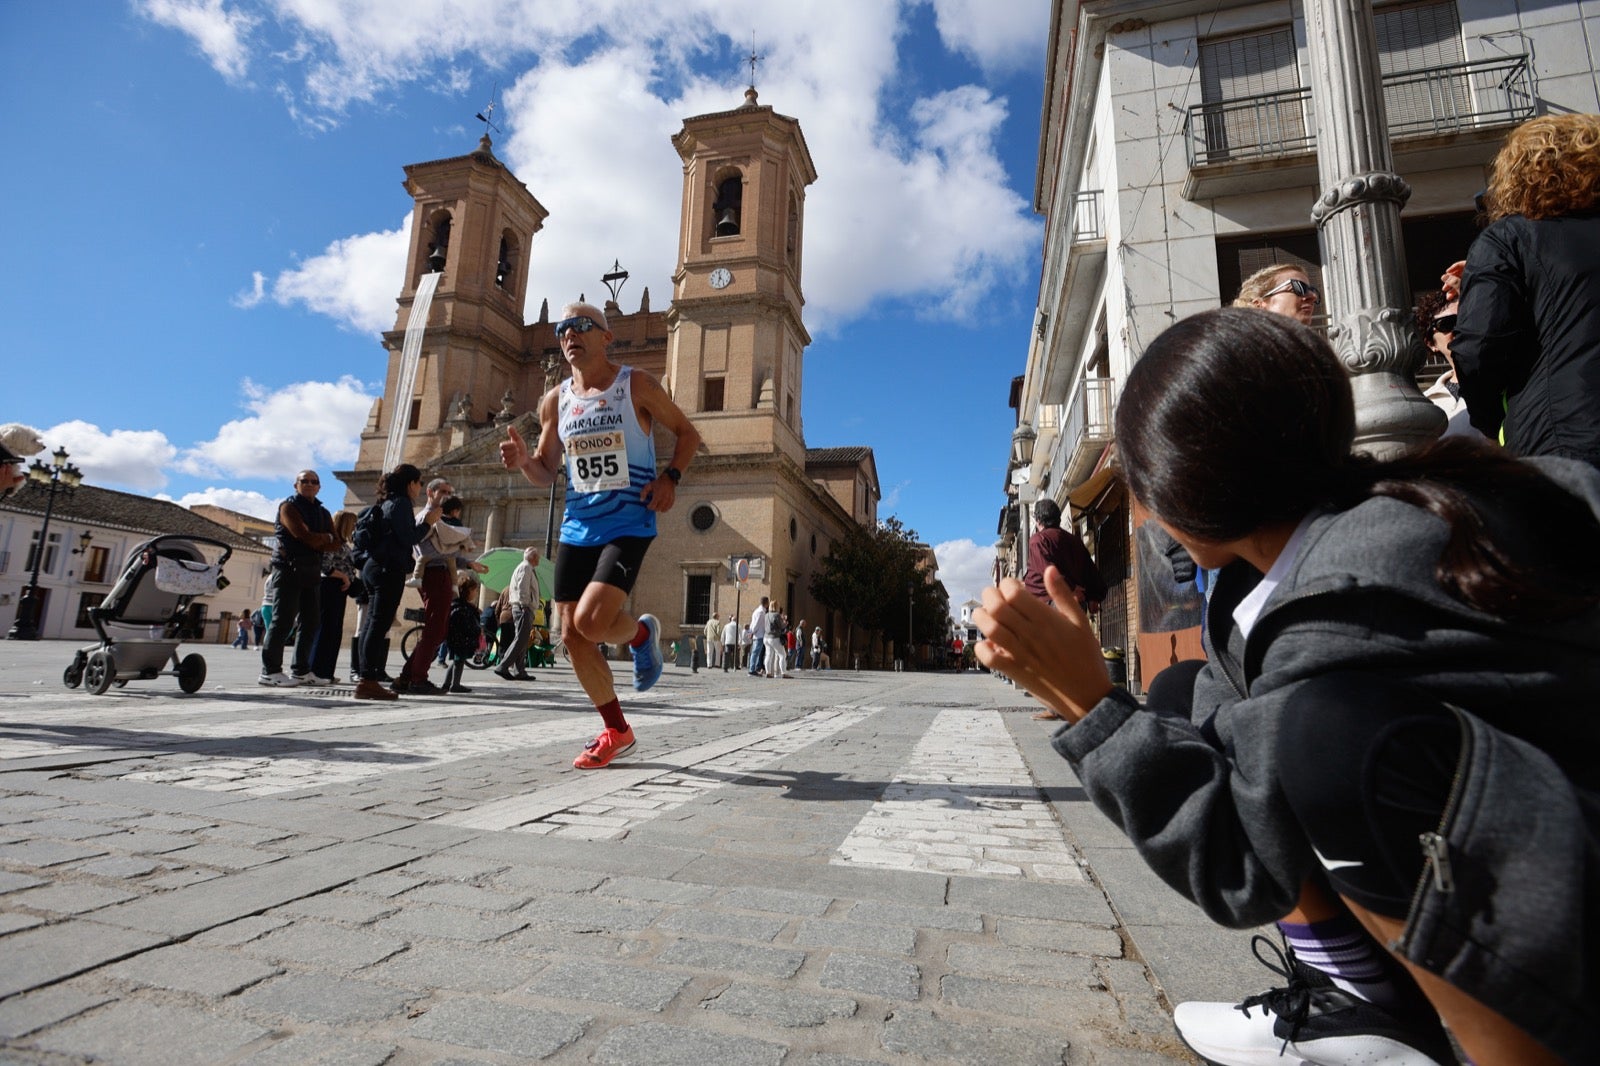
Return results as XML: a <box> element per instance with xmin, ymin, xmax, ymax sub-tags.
<box><xmin>567</xmin><ymin>429</ymin><xmax>629</xmax><ymax>492</ymax></box>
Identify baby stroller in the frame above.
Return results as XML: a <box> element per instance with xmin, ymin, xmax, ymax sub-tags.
<box><xmin>64</xmin><ymin>534</ymin><xmax>233</xmax><ymax>696</ymax></box>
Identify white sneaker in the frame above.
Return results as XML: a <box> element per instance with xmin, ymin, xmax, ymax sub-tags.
<box><xmin>301</xmin><ymin>675</ymin><xmax>333</xmax><ymax>687</ymax></box>
<box><xmin>404</xmin><ymin>576</ymin><xmax>422</xmax><ymax>588</ymax></box>
<box><xmin>258</xmin><ymin>673</ymin><xmax>302</xmax><ymax>687</ymax></box>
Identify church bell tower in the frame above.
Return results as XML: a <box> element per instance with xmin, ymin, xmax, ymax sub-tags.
<box><xmin>356</xmin><ymin>134</ymin><xmax>548</xmax><ymax>479</ymax></box>
<box><xmin>666</xmin><ymin>88</ymin><xmax>817</xmax><ymax>465</ymax></box>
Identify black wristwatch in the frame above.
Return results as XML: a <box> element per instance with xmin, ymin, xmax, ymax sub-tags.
<box><xmin>664</xmin><ymin>466</ymin><xmax>682</xmax><ymax>484</ymax></box>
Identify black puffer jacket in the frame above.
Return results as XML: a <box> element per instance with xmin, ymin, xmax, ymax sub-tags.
<box><xmin>1453</xmin><ymin>210</ymin><xmax>1600</xmax><ymax>467</ymax></box>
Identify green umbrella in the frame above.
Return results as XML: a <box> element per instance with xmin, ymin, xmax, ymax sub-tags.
<box><xmin>476</xmin><ymin>547</ymin><xmax>554</xmax><ymax>597</ymax></box>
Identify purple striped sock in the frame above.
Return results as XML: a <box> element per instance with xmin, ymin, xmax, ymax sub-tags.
<box><xmin>1276</xmin><ymin>915</ymin><xmax>1400</xmax><ymax>1007</ymax></box>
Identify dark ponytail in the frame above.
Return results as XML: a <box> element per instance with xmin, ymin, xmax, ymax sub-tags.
<box><xmin>1118</xmin><ymin>308</ymin><xmax>1600</xmax><ymax>621</ymax></box>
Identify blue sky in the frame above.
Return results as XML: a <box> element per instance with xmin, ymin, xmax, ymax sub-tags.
<box><xmin>1</xmin><ymin>0</ymin><xmax>1049</xmax><ymax>615</ymax></box>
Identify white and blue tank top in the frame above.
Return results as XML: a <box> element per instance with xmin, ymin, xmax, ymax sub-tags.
<box><xmin>558</xmin><ymin>365</ymin><xmax>658</xmax><ymax>545</ymax></box>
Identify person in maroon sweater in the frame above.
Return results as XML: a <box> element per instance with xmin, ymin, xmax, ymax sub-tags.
<box><xmin>1023</xmin><ymin>499</ymin><xmax>1106</xmax><ymax>720</ymax></box>
<box><xmin>1024</xmin><ymin>498</ymin><xmax>1105</xmax><ymax>610</ymax></box>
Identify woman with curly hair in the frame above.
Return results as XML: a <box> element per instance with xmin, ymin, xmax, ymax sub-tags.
<box><xmin>1454</xmin><ymin>114</ymin><xmax>1600</xmax><ymax>467</ymax></box>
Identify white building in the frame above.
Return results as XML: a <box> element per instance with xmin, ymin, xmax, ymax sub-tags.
<box><xmin>1</xmin><ymin>482</ymin><xmax>270</xmax><ymax>644</ymax></box>
<box><xmin>1009</xmin><ymin>0</ymin><xmax>1599</xmax><ymax>689</ymax></box>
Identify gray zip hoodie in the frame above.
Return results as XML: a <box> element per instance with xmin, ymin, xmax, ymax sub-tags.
<box><xmin>1052</xmin><ymin>456</ymin><xmax>1600</xmax><ymax>1063</ymax></box>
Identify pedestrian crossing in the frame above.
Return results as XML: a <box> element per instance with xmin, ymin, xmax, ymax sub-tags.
<box><xmin>1</xmin><ymin>692</ymin><xmax>1087</xmax><ymax>883</ymax></box>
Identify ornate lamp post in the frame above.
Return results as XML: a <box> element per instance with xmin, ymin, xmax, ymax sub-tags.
<box><xmin>1009</xmin><ymin>422</ymin><xmax>1037</xmax><ymax>579</ymax></box>
<box><xmin>7</xmin><ymin>446</ymin><xmax>84</xmax><ymax>641</ymax></box>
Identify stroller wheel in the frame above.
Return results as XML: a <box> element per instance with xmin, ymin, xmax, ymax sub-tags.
<box><xmin>84</xmin><ymin>651</ymin><xmax>116</xmax><ymax>696</ymax></box>
<box><xmin>63</xmin><ymin>664</ymin><xmax>83</xmax><ymax>688</ymax></box>
<box><xmin>177</xmin><ymin>653</ymin><xmax>207</xmax><ymax>694</ymax></box>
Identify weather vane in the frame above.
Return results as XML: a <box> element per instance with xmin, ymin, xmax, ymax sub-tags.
<box><xmin>474</xmin><ymin>84</ymin><xmax>501</xmax><ymax>137</ymax></box>
<box><xmin>747</xmin><ymin>34</ymin><xmax>762</xmax><ymax>91</ymax></box>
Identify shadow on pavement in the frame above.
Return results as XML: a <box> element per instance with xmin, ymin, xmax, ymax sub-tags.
<box><xmin>0</xmin><ymin>721</ymin><xmax>429</xmax><ymax>765</ymax></box>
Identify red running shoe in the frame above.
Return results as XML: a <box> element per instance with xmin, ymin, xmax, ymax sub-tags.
<box><xmin>573</xmin><ymin>727</ymin><xmax>636</xmax><ymax>769</ymax></box>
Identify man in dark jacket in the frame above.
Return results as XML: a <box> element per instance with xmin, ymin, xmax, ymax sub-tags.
<box><xmin>1023</xmin><ymin>498</ymin><xmax>1106</xmax><ymax>611</ymax></box>
<box><xmin>260</xmin><ymin>470</ymin><xmax>338</xmax><ymax>687</ymax></box>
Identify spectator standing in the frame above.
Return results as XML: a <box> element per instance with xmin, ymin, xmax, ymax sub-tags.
<box><xmin>496</xmin><ymin>547</ymin><xmax>541</xmax><ymax>681</ymax></box>
<box><xmin>1453</xmin><ymin>114</ymin><xmax>1600</xmax><ymax>468</ymax></box>
<box><xmin>748</xmin><ymin>597</ymin><xmax>769</xmax><ymax>676</ymax></box>
<box><xmin>764</xmin><ymin>605</ymin><xmax>788</xmax><ymax>680</ymax></box>
<box><xmin>353</xmin><ymin>464</ymin><xmax>447</xmax><ymax>701</ymax></box>
<box><xmin>739</xmin><ymin>624</ymin><xmax>753</xmax><ymax>670</ymax></box>
<box><xmin>703</xmin><ymin>612</ymin><xmax>722</xmax><ymax>670</ymax></box>
<box><xmin>443</xmin><ymin>576</ymin><xmax>483</xmax><ymax>693</ymax></box>
<box><xmin>395</xmin><ymin>481</ymin><xmax>489</xmax><ymax>695</ymax></box>
<box><xmin>721</xmin><ymin>615</ymin><xmax>739</xmax><ymax>672</ymax></box>
<box><xmin>810</xmin><ymin>625</ymin><xmax>823</xmax><ymax>670</ymax></box>
<box><xmin>232</xmin><ymin>616</ymin><xmax>250</xmax><ymax>649</ymax></box>
<box><xmin>251</xmin><ymin>607</ymin><xmax>265</xmax><ymax>649</ymax></box>
<box><xmin>259</xmin><ymin>470</ymin><xmax>338</xmax><ymax>687</ymax></box>
<box><xmin>306</xmin><ymin>509</ymin><xmax>358</xmax><ymax>685</ymax></box>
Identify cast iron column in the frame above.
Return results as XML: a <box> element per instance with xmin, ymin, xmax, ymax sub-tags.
<box><xmin>1304</xmin><ymin>0</ymin><xmax>1443</xmax><ymax>456</ymax></box>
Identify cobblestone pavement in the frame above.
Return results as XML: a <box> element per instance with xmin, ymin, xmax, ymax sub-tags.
<box><xmin>0</xmin><ymin>640</ymin><xmax>1216</xmax><ymax>1065</ymax></box>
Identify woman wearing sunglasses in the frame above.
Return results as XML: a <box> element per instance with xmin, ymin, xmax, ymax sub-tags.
<box><xmin>1234</xmin><ymin>265</ymin><xmax>1320</xmax><ymax>325</ymax></box>
<box><xmin>1413</xmin><ymin>290</ymin><xmax>1482</xmax><ymax>440</ymax></box>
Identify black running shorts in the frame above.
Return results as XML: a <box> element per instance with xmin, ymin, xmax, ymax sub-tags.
<box><xmin>552</xmin><ymin>536</ymin><xmax>654</xmax><ymax>602</ymax></box>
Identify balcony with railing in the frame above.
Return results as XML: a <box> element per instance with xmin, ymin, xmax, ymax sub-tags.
<box><xmin>1046</xmin><ymin>376</ymin><xmax>1116</xmax><ymax>494</ymax></box>
<box><xmin>1180</xmin><ymin>56</ymin><xmax>1534</xmax><ymax>199</ymax></box>
<box><xmin>1070</xmin><ymin>189</ymin><xmax>1105</xmax><ymax>244</ymax></box>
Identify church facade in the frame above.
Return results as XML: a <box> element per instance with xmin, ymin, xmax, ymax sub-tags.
<box><xmin>334</xmin><ymin>89</ymin><xmax>880</xmax><ymax>656</ymax></box>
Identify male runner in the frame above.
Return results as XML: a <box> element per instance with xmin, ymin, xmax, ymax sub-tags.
<box><xmin>500</xmin><ymin>301</ymin><xmax>702</xmax><ymax>768</ymax></box>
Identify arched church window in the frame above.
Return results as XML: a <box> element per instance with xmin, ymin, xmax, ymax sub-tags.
<box><xmin>424</xmin><ymin>210</ymin><xmax>452</xmax><ymax>275</ymax></box>
<box><xmin>496</xmin><ymin>232</ymin><xmax>517</xmax><ymax>290</ymax></box>
<box><xmin>713</xmin><ymin>174</ymin><xmax>742</xmax><ymax>238</ymax></box>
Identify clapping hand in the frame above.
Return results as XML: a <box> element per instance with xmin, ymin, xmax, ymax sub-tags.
<box><xmin>975</xmin><ymin>566</ymin><xmax>1112</xmax><ymax>723</ymax></box>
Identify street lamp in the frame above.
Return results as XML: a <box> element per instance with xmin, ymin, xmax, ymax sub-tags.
<box><xmin>7</xmin><ymin>446</ymin><xmax>84</xmax><ymax>641</ymax></box>
<box><xmin>1010</xmin><ymin>421</ymin><xmax>1038</xmax><ymax>580</ymax></box>
<box><xmin>907</xmin><ymin>578</ymin><xmax>914</xmax><ymax>672</ymax></box>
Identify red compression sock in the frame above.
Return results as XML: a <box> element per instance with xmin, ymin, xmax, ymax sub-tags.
<box><xmin>596</xmin><ymin>698</ymin><xmax>628</xmax><ymax>733</ymax></box>
<box><xmin>629</xmin><ymin>622</ymin><xmax>650</xmax><ymax>648</ymax></box>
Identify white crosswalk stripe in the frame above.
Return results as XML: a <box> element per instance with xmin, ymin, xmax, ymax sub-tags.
<box><xmin>833</xmin><ymin>708</ymin><xmax>1085</xmax><ymax>883</ymax></box>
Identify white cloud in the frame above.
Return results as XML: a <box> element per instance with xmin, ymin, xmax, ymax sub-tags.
<box><xmin>175</xmin><ymin>487</ymin><xmax>281</xmax><ymax>521</ymax></box>
<box><xmin>934</xmin><ymin>537</ymin><xmax>998</xmax><ymax>616</ymax></box>
<box><xmin>136</xmin><ymin>0</ymin><xmax>258</xmax><ymax>81</ymax></box>
<box><xmin>267</xmin><ymin>217</ymin><xmax>410</xmax><ymax>334</ymax></box>
<box><xmin>232</xmin><ymin>270</ymin><xmax>266</xmax><ymax>309</ymax></box>
<box><xmin>165</xmin><ymin>5</ymin><xmax>1038</xmax><ymax>335</ymax></box>
<box><xmin>923</xmin><ymin>0</ymin><xmax>1051</xmax><ymax>75</ymax></box>
<box><xmin>43</xmin><ymin>421</ymin><xmax>178</xmax><ymax>493</ymax></box>
<box><xmin>178</xmin><ymin>375</ymin><xmax>378</xmax><ymax>480</ymax></box>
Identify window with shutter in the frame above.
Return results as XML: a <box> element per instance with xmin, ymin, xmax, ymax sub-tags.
<box><xmin>1199</xmin><ymin>28</ymin><xmax>1305</xmax><ymax>161</ymax></box>
<box><xmin>1376</xmin><ymin>0</ymin><xmax>1468</xmax><ymax>134</ymax></box>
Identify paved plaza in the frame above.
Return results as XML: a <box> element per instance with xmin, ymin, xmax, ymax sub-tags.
<box><xmin>0</xmin><ymin>639</ymin><xmax>1264</xmax><ymax>1065</ymax></box>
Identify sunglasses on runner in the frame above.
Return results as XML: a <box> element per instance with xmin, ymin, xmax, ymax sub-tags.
<box><xmin>1263</xmin><ymin>278</ymin><xmax>1319</xmax><ymax>300</ymax></box>
<box><xmin>1430</xmin><ymin>314</ymin><xmax>1458</xmax><ymax>335</ymax></box>
<box><xmin>554</xmin><ymin>316</ymin><xmax>601</xmax><ymax>339</ymax></box>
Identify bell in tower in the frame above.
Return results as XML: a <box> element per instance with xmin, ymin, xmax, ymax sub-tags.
<box><xmin>713</xmin><ymin>176</ymin><xmax>742</xmax><ymax>237</ymax></box>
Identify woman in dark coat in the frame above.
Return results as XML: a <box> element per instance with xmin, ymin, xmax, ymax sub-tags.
<box><xmin>353</xmin><ymin>464</ymin><xmax>446</xmax><ymax>701</ymax></box>
<box><xmin>978</xmin><ymin>309</ymin><xmax>1600</xmax><ymax>1065</ymax></box>
<box><xmin>1453</xmin><ymin>114</ymin><xmax>1600</xmax><ymax>468</ymax></box>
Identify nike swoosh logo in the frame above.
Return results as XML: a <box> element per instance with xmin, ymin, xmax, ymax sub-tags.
<box><xmin>1313</xmin><ymin>845</ymin><xmax>1363</xmax><ymax>871</ymax></box>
